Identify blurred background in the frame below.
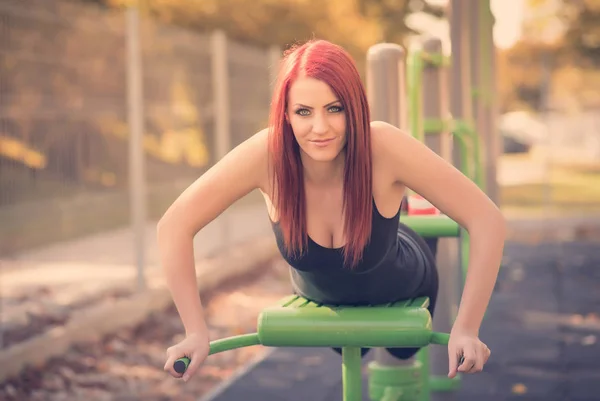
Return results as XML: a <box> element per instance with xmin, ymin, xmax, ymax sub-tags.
<box><xmin>1</xmin><ymin>0</ymin><xmax>599</xmax><ymax>400</ymax></box>
<box><xmin>1</xmin><ymin>0</ymin><xmax>599</xmax><ymax>258</ymax></box>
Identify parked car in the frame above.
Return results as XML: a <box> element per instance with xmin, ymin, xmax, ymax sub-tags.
<box><xmin>499</xmin><ymin>111</ymin><xmax>547</xmax><ymax>154</ymax></box>
<box><xmin>502</xmin><ymin>129</ymin><xmax>532</xmax><ymax>153</ymax></box>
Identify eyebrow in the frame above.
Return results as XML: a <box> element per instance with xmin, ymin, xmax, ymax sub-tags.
<box><xmin>293</xmin><ymin>100</ymin><xmax>341</xmax><ymax>109</ymax></box>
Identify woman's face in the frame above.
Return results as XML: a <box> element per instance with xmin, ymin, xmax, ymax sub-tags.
<box><xmin>286</xmin><ymin>76</ymin><xmax>347</xmax><ymax>163</ymax></box>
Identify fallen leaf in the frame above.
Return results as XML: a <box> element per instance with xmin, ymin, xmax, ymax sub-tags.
<box><xmin>512</xmin><ymin>383</ymin><xmax>527</xmax><ymax>394</ymax></box>
<box><xmin>581</xmin><ymin>335</ymin><xmax>596</xmax><ymax>346</ymax></box>
<box><xmin>570</xmin><ymin>314</ymin><xmax>584</xmax><ymax>325</ymax></box>
<box><xmin>509</xmin><ymin>268</ymin><xmax>525</xmax><ymax>282</ymax></box>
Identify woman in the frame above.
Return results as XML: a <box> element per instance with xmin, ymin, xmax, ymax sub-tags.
<box><xmin>159</xmin><ymin>39</ymin><xmax>505</xmax><ymax>382</ymax></box>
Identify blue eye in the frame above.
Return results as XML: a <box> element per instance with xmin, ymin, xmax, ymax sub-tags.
<box><xmin>294</xmin><ymin>105</ymin><xmax>344</xmax><ymax>116</ymax></box>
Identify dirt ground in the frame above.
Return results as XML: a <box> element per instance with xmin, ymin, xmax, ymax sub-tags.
<box><xmin>0</xmin><ymin>259</ymin><xmax>293</xmax><ymax>401</ymax></box>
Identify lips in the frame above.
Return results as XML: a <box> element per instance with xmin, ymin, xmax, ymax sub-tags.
<box><xmin>309</xmin><ymin>138</ymin><xmax>335</xmax><ymax>147</ymax></box>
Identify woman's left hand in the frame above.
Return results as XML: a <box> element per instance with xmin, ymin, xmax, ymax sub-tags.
<box><xmin>447</xmin><ymin>328</ymin><xmax>491</xmax><ymax>378</ymax></box>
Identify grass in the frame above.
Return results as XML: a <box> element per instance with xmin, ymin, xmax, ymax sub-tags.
<box><xmin>500</xmin><ymin>159</ymin><xmax>600</xmax><ymax>216</ymax></box>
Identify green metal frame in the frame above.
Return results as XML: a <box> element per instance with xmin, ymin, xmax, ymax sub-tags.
<box><xmin>405</xmin><ymin>47</ymin><xmax>488</xmax><ymax>295</ymax></box>
<box><xmin>407</xmin><ymin>51</ymin><xmax>486</xmax><ymax>191</ymax></box>
<box><xmin>401</xmin><ymin>215</ymin><xmax>459</xmax><ymax>238</ymax></box>
<box><xmin>407</xmin><ymin>50</ymin><xmax>424</xmax><ymax>142</ymax></box>
<box><xmin>421</xmin><ymin>118</ymin><xmax>485</xmax><ymax>190</ymax></box>
<box><xmin>174</xmin><ymin>295</ymin><xmax>453</xmax><ymax>401</ymax></box>
<box><xmin>172</xmin><ymin>38</ymin><xmax>496</xmax><ymax>401</ymax></box>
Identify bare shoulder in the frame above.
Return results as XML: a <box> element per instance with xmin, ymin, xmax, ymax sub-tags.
<box><xmin>369</xmin><ymin>120</ymin><xmax>502</xmax><ymax>231</ymax></box>
<box><xmin>235</xmin><ymin>127</ymin><xmax>271</xmax><ymax>191</ymax></box>
<box><xmin>370</xmin><ymin>119</ymin><xmax>452</xmax><ymax>183</ymax></box>
<box><xmin>369</xmin><ymin>120</ymin><xmax>413</xmax><ymax>168</ymax></box>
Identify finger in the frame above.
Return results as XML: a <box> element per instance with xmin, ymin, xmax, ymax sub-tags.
<box><xmin>474</xmin><ymin>346</ymin><xmax>485</xmax><ymax>372</ymax></box>
<box><xmin>182</xmin><ymin>353</ymin><xmax>203</xmax><ymax>382</ymax></box>
<box><xmin>483</xmin><ymin>345</ymin><xmax>491</xmax><ymax>364</ymax></box>
<box><xmin>457</xmin><ymin>346</ymin><xmax>477</xmax><ymax>373</ymax></box>
<box><xmin>164</xmin><ymin>348</ymin><xmax>186</xmax><ymax>378</ymax></box>
<box><xmin>478</xmin><ymin>343</ymin><xmax>490</xmax><ymax>364</ymax></box>
<box><xmin>164</xmin><ymin>347</ymin><xmax>176</xmax><ymax>371</ymax></box>
<box><xmin>485</xmin><ymin>346</ymin><xmax>491</xmax><ymax>362</ymax></box>
<box><xmin>447</xmin><ymin>347</ymin><xmax>461</xmax><ymax>378</ymax></box>
<box><xmin>470</xmin><ymin>344</ymin><xmax>486</xmax><ymax>373</ymax></box>
<box><xmin>163</xmin><ymin>350</ymin><xmax>172</xmax><ymax>371</ymax></box>
<box><xmin>163</xmin><ymin>354</ymin><xmax>181</xmax><ymax>378</ymax></box>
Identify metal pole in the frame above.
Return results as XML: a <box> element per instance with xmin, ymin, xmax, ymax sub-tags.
<box><xmin>127</xmin><ymin>4</ymin><xmax>146</xmax><ymax>291</ymax></box>
<box><xmin>366</xmin><ymin>43</ymin><xmax>408</xmax><ymax>132</ymax></box>
<box><xmin>422</xmin><ymin>37</ymin><xmax>452</xmax><ymax>158</ymax></box>
<box><xmin>366</xmin><ymin>43</ymin><xmax>410</xmax><ymax>368</ymax></box>
<box><xmin>448</xmin><ymin>0</ymin><xmax>473</xmax><ymax>314</ymax></box>
<box><xmin>471</xmin><ymin>0</ymin><xmax>499</xmax><ymax>203</ymax></box>
<box><xmin>469</xmin><ymin>0</ymin><xmax>485</xmax><ymax>185</ymax></box>
<box><xmin>211</xmin><ymin>30</ymin><xmax>231</xmax><ymax>250</ymax></box>
<box><xmin>211</xmin><ymin>30</ymin><xmax>230</xmax><ymax>163</ymax></box>
<box><xmin>268</xmin><ymin>45</ymin><xmax>282</xmax><ymax>95</ymax></box>
<box><xmin>481</xmin><ymin>0</ymin><xmax>500</xmax><ymax>204</ymax></box>
<box><xmin>449</xmin><ymin>0</ymin><xmax>473</xmax><ymax>161</ymax></box>
<box><xmin>486</xmin><ymin>1</ymin><xmax>501</xmax><ymax>207</ymax></box>
<box><xmin>421</xmin><ymin>36</ymin><xmax>459</xmax><ymax>401</ymax></box>
<box><xmin>540</xmin><ymin>52</ymin><xmax>553</xmax><ymax>215</ymax></box>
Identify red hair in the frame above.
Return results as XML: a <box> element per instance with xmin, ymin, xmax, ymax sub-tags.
<box><xmin>268</xmin><ymin>39</ymin><xmax>372</xmax><ymax>268</ymax></box>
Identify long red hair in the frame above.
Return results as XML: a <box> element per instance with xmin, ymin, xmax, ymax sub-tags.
<box><xmin>268</xmin><ymin>40</ymin><xmax>372</xmax><ymax>268</ymax></box>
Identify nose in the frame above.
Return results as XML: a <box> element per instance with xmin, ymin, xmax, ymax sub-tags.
<box><xmin>312</xmin><ymin>113</ymin><xmax>328</xmax><ymax>135</ymax></box>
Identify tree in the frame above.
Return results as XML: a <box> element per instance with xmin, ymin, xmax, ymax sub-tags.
<box><xmin>558</xmin><ymin>0</ymin><xmax>600</xmax><ymax>65</ymax></box>
<box><xmin>496</xmin><ymin>0</ymin><xmax>600</xmax><ymax>112</ymax></box>
<box><xmin>355</xmin><ymin>0</ymin><xmax>445</xmax><ymax>44</ymax></box>
<box><xmin>525</xmin><ymin>0</ymin><xmax>600</xmax><ymax>65</ymax></box>
<box><xmin>86</xmin><ymin>0</ymin><xmax>445</xmax><ymax>58</ymax></box>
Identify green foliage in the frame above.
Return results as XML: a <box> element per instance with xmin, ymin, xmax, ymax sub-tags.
<box><xmin>356</xmin><ymin>0</ymin><xmax>445</xmax><ymax>43</ymax></box>
<box><xmin>524</xmin><ymin>0</ymin><xmax>600</xmax><ymax>65</ymax></box>
<box><xmin>93</xmin><ymin>0</ymin><xmax>444</xmax><ymax>59</ymax></box>
<box><xmin>499</xmin><ymin>0</ymin><xmax>600</xmax><ymax>112</ymax></box>
<box><xmin>558</xmin><ymin>0</ymin><xmax>600</xmax><ymax>64</ymax></box>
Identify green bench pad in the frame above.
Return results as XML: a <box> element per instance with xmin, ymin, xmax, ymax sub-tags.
<box><xmin>257</xmin><ymin>295</ymin><xmax>434</xmax><ymax>348</ymax></box>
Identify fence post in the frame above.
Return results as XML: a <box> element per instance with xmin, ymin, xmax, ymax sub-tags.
<box><xmin>422</xmin><ymin>37</ymin><xmax>452</xmax><ymax>160</ymax></box>
<box><xmin>421</xmin><ymin>36</ymin><xmax>459</xmax><ymax>401</ymax></box>
<box><xmin>449</xmin><ymin>0</ymin><xmax>474</xmax><ymax>167</ymax></box>
<box><xmin>211</xmin><ymin>30</ymin><xmax>231</xmax><ymax>250</ymax></box>
<box><xmin>470</xmin><ymin>0</ymin><xmax>497</xmax><ymax>201</ymax></box>
<box><xmin>126</xmin><ymin>3</ymin><xmax>147</xmax><ymax>291</ymax></box>
<box><xmin>449</xmin><ymin>0</ymin><xmax>474</xmax><ymax>339</ymax></box>
<box><xmin>211</xmin><ymin>30</ymin><xmax>231</xmax><ymax>163</ymax></box>
<box><xmin>366</xmin><ymin>43</ymin><xmax>409</xmax><ymax>368</ymax></box>
<box><xmin>481</xmin><ymin>1</ymin><xmax>500</xmax><ymax>205</ymax></box>
<box><xmin>268</xmin><ymin>45</ymin><xmax>282</xmax><ymax>95</ymax></box>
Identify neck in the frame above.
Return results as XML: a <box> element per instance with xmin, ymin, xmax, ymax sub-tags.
<box><xmin>301</xmin><ymin>151</ymin><xmax>345</xmax><ymax>186</ymax></box>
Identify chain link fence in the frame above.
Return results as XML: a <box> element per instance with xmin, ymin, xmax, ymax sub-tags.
<box><xmin>0</xmin><ymin>0</ymin><xmax>278</xmax><ymax>257</ymax></box>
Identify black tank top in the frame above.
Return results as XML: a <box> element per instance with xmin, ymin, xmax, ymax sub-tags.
<box><xmin>270</xmin><ymin>199</ymin><xmax>427</xmax><ymax>305</ymax></box>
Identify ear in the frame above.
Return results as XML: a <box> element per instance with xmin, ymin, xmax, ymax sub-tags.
<box><xmin>284</xmin><ymin>112</ymin><xmax>290</xmax><ymax>124</ymax></box>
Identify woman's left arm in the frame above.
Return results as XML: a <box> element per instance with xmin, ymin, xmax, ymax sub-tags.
<box><xmin>374</xmin><ymin>121</ymin><xmax>506</xmax><ymax>375</ymax></box>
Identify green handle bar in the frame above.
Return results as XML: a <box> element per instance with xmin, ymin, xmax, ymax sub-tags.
<box><xmin>173</xmin><ymin>331</ymin><xmax>450</xmax><ymax>374</ymax></box>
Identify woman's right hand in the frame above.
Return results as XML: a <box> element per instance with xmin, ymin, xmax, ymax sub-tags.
<box><xmin>163</xmin><ymin>329</ymin><xmax>210</xmax><ymax>381</ymax></box>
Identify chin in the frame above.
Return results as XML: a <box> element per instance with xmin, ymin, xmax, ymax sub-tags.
<box><xmin>305</xmin><ymin>149</ymin><xmax>343</xmax><ymax>163</ymax></box>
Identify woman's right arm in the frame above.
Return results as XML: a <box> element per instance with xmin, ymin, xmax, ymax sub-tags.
<box><xmin>157</xmin><ymin>129</ymin><xmax>269</xmax><ymax>377</ymax></box>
